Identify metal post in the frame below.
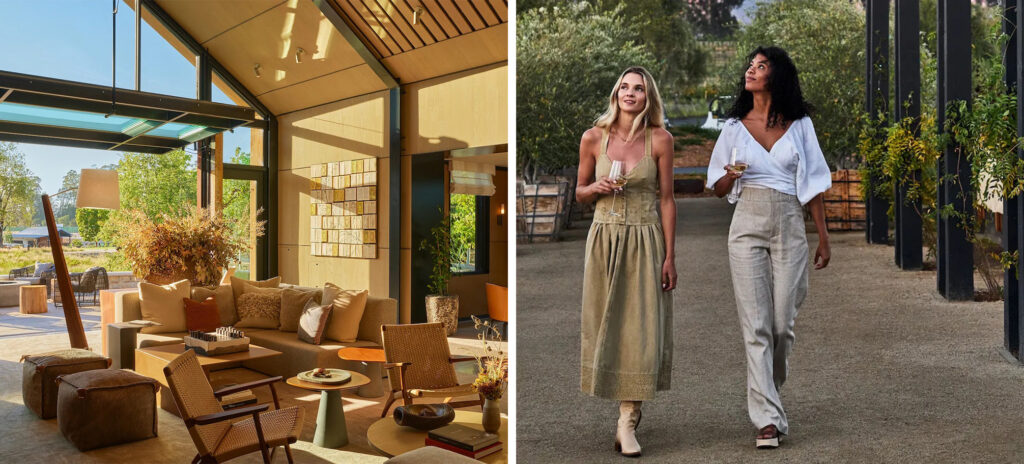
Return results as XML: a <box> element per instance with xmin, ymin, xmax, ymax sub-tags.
<box><xmin>135</xmin><ymin>0</ymin><xmax>140</xmax><ymax>91</ymax></box>
<box><xmin>1015</xmin><ymin>0</ymin><xmax>1024</xmax><ymax>358</ymax></box>
<box><xmin>895</xmin><ymin>0</ymin><xmax>923</xmax><ymax>270</ymax></box>
<box><xmin>1002</xmin><ymin>0</ymin><xmax>1019</xmax><ymax>358</ymax></box>
<box><xmin>938</xmin><ymin>0</ymin><xmax>974</xmax><ymax>301</ymax></box>
<box><xmin>866</xmin><ymin>0</ymin><xmax>890</xmax><ymax>244</ymax></box>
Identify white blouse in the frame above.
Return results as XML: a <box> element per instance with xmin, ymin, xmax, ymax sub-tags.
<box><xmin>705</xmin><ymin>117</ymin><xmax>832</xmax><ymax>205</ymax></box>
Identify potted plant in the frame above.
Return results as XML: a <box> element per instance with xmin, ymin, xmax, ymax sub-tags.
<box><xmin>111</xmin><ymin>206</ymin><xmax>263</xmax><ymax>287</ymax></box>
<box><xmin>420</xmin><ymin>210</ymin><xmax>459</xmax><ymax>335</ymax></box>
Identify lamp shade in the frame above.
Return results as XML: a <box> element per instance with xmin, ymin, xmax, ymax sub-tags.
<box><xmin>76</xmin><ymin>169</ymin><xmax>120</xmax><ymax>210</ymax></box>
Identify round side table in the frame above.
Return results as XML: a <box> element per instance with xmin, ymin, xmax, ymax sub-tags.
<box><xmin>337</xmin><ymin>346</ymin><xmax>386</xmax><ymax>398</ymax></box>
<box><xmin>286</xmin><ymin>371</ymin><xmax>370</xmax><ymax>448</ymax></box>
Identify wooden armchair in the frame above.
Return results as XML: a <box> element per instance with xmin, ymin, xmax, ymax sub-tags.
<box><xmin>163</xmin><ymin>350</ymin><xmax>304</xmax><ymax>464</ymax></box>
<box><xmin>380</xmin><ymin>323</ymin><xmax>484</xmax><ymax>417</ymax></box>
<box><xmin>485</xmin><ymin>283</ymin><xmax>508</xmax><ymax>337</ymax></box>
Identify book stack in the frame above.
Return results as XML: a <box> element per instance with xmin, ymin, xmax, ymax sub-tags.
<box><xmin>219</xmin><ymin>389</ymin><xmax>257</xmax><ymax>409</ymax></box>
<box><xmin>426</xmin><ymin>424</ymin><xmax>502</xmax><ymax>460</ymax></box>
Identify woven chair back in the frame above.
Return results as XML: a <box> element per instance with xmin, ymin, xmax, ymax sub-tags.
<box><xmin>78</xmin><ymin>267</ymin><xmax>98</xmax><ymax>291</ymax></box>
<box><xmin>95</xmin><ymin>267</ymin><xmax>109</xmax><ymax>290</ymax></box>
<box><xmin>164</xmin><ymin>349</ymin><xmax>229</xmax><ymax>456</ymax></box>
<box><xmin>382</xmin><ymin>323</ymin><xmax>459</xmax><ymax>391</ymax></box>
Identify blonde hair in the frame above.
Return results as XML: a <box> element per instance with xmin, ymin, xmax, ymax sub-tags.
<box><xmin>594</xmin><ymin>66</ymin><xmax>665</xmax><ymax>140</ymax></box>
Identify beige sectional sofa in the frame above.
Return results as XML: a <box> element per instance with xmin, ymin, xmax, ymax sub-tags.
<box><xmin>111</xmin><ymin>284</ymin><xmax>396</xmax><ymax>391</ymax></box>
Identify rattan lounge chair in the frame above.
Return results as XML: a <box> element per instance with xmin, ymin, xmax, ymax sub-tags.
<box><xmin>163</xmin><ymin>350</ymin><xmax>304</xmax><ymax>463</ymax></box>
<box><xmin>72</xmin><ymin>267</ymin><xmax>108</xmax><ymax>305</ymax></box>
<box><xmin>379</xmin><ymin>322</ymin><xmax>484</xmax><ymax>417</ymax></box>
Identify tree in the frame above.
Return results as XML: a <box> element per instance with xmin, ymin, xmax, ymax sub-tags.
<box><xmin>449</xmin><ymin>194</ymin><xmax>476</xmax><ymax>269</ymax></box>
<box><xmin>222</xmin><ymin>148</ymin><xmax>253</xmax><ymax>242</ymax></box>
<box><xmin>116</xmin><ymin>150</ymin><xmax>197</xmax><ymax>220</ymax></box>
<box><xmin>54</xmin><ymin>169</ymin><xmax>79</xmax><ymax>226</ymax></box>
<box><xmin>685</xmin><ymin>0</ymin><xmax>744</xmax><ymax>39</ymax></box>
<box><xmin>76</xmin><ymin>207</ymin><xmax>110</xmax><ymax>242</ymax></box>
<box><xmin>0</xmin><ymin>143</ymin><xmax>40</xmax><ymax>246</ymax></box>
<box><xmin>732</xmin><ymin>0</ymin><xmax>866</xmax><ymax>167</ymax></box>
<box><xmin>517</xmin><ymin>3</ymin><xmax>660</xmax><ymax>180</ymax></box>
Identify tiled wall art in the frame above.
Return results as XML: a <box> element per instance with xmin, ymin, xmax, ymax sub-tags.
<box><xmin>309</xmin><ymin>158</ymin><xmax>378</xmax><ymax>259</ymax></box>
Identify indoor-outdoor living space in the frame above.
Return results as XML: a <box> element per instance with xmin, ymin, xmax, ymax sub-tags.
<box><xmin>0</xmin><ymin>1</ymin><xmax>508</xmax><ymax>463</ymax></box>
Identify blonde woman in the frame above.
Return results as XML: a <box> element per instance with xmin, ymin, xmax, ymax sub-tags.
<box><xmin>575</xmin><ymin>66</ymin><xmax>676</xmax><ymax>457</ymax></box>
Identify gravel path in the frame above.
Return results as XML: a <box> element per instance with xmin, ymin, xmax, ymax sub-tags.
<box><xmin>516</xmin><ymin>196</ymin><xmax>1024</xmax><ymax>463</ymax></box>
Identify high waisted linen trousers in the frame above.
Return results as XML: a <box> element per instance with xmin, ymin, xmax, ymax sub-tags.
<box><xmin>728</xmin><ymin>187</ymin><xmax>808</xmax><ymax>435</ymax></box>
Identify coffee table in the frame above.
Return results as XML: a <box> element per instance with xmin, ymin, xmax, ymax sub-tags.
<box><xmin>367</xmin><ymin>410</ymin><xmax>508</xmax><ymax>463</ymax></box>
<box><xmin>134</xmin><ymin>343</ymin><xmax>282</xmax><ymax>416</ymax></box>
<box><xmin>286</xmin><ymin>371</ymin><xmax>370</xmax><ymax>448</ymax></box>
<box><xmin>337</xmin><ymin>346</ymin><xmax>386</xmax><ymax>398</ymax></box>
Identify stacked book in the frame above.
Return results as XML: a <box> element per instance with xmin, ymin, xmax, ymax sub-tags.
<box><xmin>426</xmin><ymin>424</ymin><xmax>502</xmax><ymax>459</ymax></box>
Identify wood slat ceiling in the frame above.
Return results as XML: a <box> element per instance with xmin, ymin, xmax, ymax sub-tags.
<box><xmin>329</xmin><ymin>0</ymin><xmax>507</xmax><ymax>59</ymax></box>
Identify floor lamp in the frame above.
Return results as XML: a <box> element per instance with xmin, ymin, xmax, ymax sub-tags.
<box><xmin>42</xmin><ymin>169</ymin><xmax>119</xmax><ymax>350</ymax></box>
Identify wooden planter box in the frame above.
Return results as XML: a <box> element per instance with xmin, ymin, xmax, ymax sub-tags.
<box><xmin>823</xmin><ymin>169</ymin><xmax>866</xmax><ymax>231</ymax></box>
<box><xmin>517</xmin><ymin>179</ymin><xmax>571</xmax><ymax>243</ymax></box>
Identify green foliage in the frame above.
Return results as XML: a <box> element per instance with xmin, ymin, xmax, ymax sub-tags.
<box><xmin>419</xmin><ymin>209</ymin><xmax>458</xmax><ymax>296</ymax></box>
<box><xmin>684</xmin><ymin>0</ymin><xmax>743</xmax><ymax>39</ymax></box>
<box><xmin>0</xmin><ymin>143</ymin><xmax>40</xmax><ymax>246</ymax></box>
<box><xmin>223</xmin><ymin>148</ymin><xmax>254</xmax><ymax>243</ymax></box>
<box><xmin>517</xmin><ymin>3</ymin><xmax>660</xmax><ymax>180</ymax></box>
<box><xmin>731</xmin><ymin>0</ymin><xmax>865</xmax><ymax>167</ymax></box>
<box><xmin>116</xmin><ymin>150</ymin><xmax>197</xmax><ymax>220</ymax></box>
<box><xmin>54</xmin><ymin>170</ymin><xmax>79</xmax><ymax>226</ymax></box>
<box><xmin>75</xmin><ymin>207</ymin><xmax>110</xmax><ymax>242</ymax></box>
<box><xmin>0</xmin><ymin>247</ymin><xmax>126</xmax><ymax>274</ymax></box>
<box><xmin>449</xmin><ymin>194</ymin><xmax>476</xmax><ymax>271</ymax></box>
<box><xmin>71</xmin><ymin>239</ymin><xmax>83</xmax><ymax>248</ymax></box>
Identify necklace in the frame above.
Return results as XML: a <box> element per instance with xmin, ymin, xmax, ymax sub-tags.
<box><xmin>612</xmin><ymin>129</ymin><xmax>639</xmax><ymax>144</ymax></box>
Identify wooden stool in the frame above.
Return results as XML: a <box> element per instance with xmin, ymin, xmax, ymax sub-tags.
<box><xmin>20</xmin><ymin>285</ymin><xmax>47</xmax><ymax>314</ymax></box>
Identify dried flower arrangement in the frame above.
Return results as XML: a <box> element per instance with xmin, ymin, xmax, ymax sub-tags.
<box><xmin>113</xmin><ymin>206</ymin><xmax>264</xmax><ymax>286</ymax></box>
<box><xmin>470</xmin><ymin>315</ymin><xmax>508</xmax><ymax>401</ymax></box>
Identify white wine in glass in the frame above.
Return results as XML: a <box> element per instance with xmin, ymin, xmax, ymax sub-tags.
<box><xmin>731</xmin><ymin>162</ymin><xmax>748</xmax><ymax>173</ymax></box>
<box><xmin>609</xmin><ymin>160</ymin><xmax>624</xmax><ymax>216</ymax></box>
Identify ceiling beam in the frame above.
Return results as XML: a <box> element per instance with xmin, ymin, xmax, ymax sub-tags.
<box><xmin>313</xmin><ymin>0</ymin><xmax>399</xmax><ymax>88</ymax></box>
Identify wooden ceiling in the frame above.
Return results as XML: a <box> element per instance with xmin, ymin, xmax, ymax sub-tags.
<box><xmin>144</xmin><ymin>0</ymin><xmax>508</xmax><ymax>115</ymax></box>
<box><xmin>328</xmin><ymin>0</ymin><xmax>508</xmax><ymax>58</ymax></box>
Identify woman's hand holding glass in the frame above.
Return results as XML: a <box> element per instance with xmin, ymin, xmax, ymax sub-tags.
<box><xmin>725</xmin><ymin>147</ymin><xmax>748</xmax><ymax>202</ymax></box>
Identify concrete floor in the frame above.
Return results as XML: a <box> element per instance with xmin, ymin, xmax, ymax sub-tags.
<box><xmin>517</xmin><ymin>197</ymin><xmax>1024</xmax><ymax>463</ymax></box>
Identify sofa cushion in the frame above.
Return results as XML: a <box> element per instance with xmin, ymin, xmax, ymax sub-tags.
<box><xmin>297</xmin><ymin>300</ymin><xmax>332</xmax><ymax>344</ymax></box>
<box><xmin>33</xmin><ymin>262</ymin><xmax>54</xmax><ymax>277</ymax></box>
<box><xmin>236</xmin><ymin>289</ymin><xmax>282</xmax><ymax>329</ymax></box>
<box><xmin>242</xmin><ymin>329</ymin><xmax>376</xmax><ymax>378</ymax></box>
<box><xmin>138</xmin><ymin>280</ymin><xmax>191</xmax><ymax>334</ymax></box>
<box><xmin>323</xmin><ymin>284</ymin><xmax>368</xmax><ymax>343</ymax></box>
<box><xmin>280</xmin><ymin>288</ymin><xmax>322</xmax><ymax>332</ymax></box>
<box><xmin>184</xmin><ymin>297</ymin><xmax>220</xmax><ymax>332</ymax></box>
<box><xmin>230</xmin><ymin>276</ymin><xmax>280</xmax><ymax>308</ymax></box>
<box><xmin>191</xmin><ymin>285</ymin><xmax>236</xmax><ymax>327</ymax></box>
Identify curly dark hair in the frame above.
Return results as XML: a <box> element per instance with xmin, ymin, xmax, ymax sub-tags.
<box><xmin>725</xmin><ymin>46</ymin><xmax>813</xmax><ymax>128</ymax></box>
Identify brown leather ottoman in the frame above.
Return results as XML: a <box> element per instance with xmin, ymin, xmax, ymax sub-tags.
<box><xmin>56</xmin><ymin>369</ymin><xmax>160</xmax><ymax>451</ymax></box>
<box><xmin>21</xmin><ymin>349</ymin><xmax>111</xmax><ymax>419</ymax></box>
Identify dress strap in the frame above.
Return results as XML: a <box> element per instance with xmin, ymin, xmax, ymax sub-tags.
<box><xmin>601</xmin><ymin>130</ymin><xmax>610</xmax><ymax>158</ymax></box>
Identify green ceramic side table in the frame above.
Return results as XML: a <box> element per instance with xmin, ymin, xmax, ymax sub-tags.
<box><xmin>286</xmin><ymin>370</ymin><xmax>371</xmax><ymax>448</ymax></box>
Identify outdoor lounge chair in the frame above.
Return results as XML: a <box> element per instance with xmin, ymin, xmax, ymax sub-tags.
<box><xmin>163</xmin><ymin>350</ymin><xmax>303</xmax><ymax>464</ymax></box>
<box><xmin>8</xmin><ymin>265</ymin><xmax>32</xmax><ymax>279</ymax></box>
<box><xmin>72</xmin><ymin>267</ymin><xmax>108</xmax><ymax>305</ymax></box>
<box><xmin>379</xmin><ymin>322</ymin><xmax>484</xmax><ymax>417</ymax></box>
<box><xmin>485</xmin><ymin>283</ymin><xmax>508</xmax><ymax>338</ymax></box>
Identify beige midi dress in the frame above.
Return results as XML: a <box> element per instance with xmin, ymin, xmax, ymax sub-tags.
<box><xmin>580</xmin><ymin>128</ymin><xmax>673</xmax><ymax>401</ymax></box>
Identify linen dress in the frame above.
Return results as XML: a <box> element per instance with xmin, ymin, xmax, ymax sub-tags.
<box><xmin>580</xmin><ymin>128</ymin><xmax>673</xmax><ymax>401</ymax></box>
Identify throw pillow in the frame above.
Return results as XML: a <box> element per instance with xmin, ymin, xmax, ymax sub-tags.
<box><xmin>138</xmin><ymin>279</ymin><xmax>191</xmax><ymax>334</ymax></box>
<box><xmin>183</xmin><ymin>297</ymin><xmax>220</xmax><ymax>332</ymax></box>
<box><xmin>297</xmin><ymin>299</ymin><xmax>332</xmax><ymax>345</ymax></box>
<box><xmin>323</xmin><ymin>283</ymin><xmax>368</xmax><ymax>343</ymax></box>
<box><xmin>33</xmin><ymin>262</ymin><xmax>54</xmax><ymax>277</ymax></box>
<box><xmin>191</xmin><ymin>285</ymin><xmax>237</xmax><ymax>326</ymax></box>
<box><xmin>235</xmin><ymin>287</ymin><xmax>283</xmax><ymax>329</ymax></box>
<box><xmin>230</xmin><ymin>275</ymin><xmax>281</xmax><ymax>308</ymax></box>
<box><xmin>279</xmin><ymin>288</ymin><xmax>322</xmax><ymax>332</ymax></box>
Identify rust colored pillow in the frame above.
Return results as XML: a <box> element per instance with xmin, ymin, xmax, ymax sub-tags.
<box><xmin>183</xmin><ymin>297</ymin><xmax>220</xmax><ymax>332</ymax></box>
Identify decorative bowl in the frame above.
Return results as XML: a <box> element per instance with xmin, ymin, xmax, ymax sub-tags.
<box><xmin>393</xmin><ymin>403</ymin><xmax>455</xmax><ymax>430</ymax></box>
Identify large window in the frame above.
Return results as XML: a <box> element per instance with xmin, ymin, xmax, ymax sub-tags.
<box><xmin>450</xmin><ymin>193</ymin><xmax>489</xmax><ymax>275</ymax></box>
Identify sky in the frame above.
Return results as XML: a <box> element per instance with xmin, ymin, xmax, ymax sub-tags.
<box><xmin>0</xmin><ymin>1</ymin><xmax>251</xmax><ymax>194</ymax></box>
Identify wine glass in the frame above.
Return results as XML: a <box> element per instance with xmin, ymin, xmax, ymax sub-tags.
<box><xmin>727</xmin><ymin>147</ymin><xmax>748</xmax><ymax>202</ymax></box>
<box><xmin>608</xmin><ymin>160</ymin><xmax>627</xmax><ymax>216</ymax></box>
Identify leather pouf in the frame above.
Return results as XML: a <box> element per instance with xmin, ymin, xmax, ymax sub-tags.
<box><xmin>56</xmin><ymin>369</ymin><xmax>160</xmax><ymax>451</ymax></box>
<box><xmin>21</xmin><ymin>349</ymin><xmax>110</xmax><ymax>419</ymax></box>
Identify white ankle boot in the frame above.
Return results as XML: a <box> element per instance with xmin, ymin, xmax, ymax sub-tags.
<box><xmin>615</xmin><ymin>401</ymin><xmax>642</xmax><ymax>457</ymax></box>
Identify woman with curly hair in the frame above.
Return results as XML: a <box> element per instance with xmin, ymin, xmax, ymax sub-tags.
<box><xmin>705</xmin><ymin>46</ymin><xmax>832</xmax><ymax>449</ymax></box>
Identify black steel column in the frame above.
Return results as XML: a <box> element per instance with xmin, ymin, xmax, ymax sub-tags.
<box><xmin>1014</xmin><ymin>0</ymin><xmax>1024</xmax><ymax>357</ymax></box>
<box><xmin>866</xmin><ymin>0</ymin><xmax>890</xmax><ymax>244</ymax></box>
<box><xmin>894</xmin><ymin>0</ymin><xmax>923</xmax><ymax>270</ymax></box>
<box><xmin>196</xmin><ymin>52</ymin><xmax>213</xmax><ymax>209</ymax></box>
<box><xmin>1003</xmin><ymin>0</ymin><xmax>1019</xmax><ymax>358</ymax></box>
<box><xmin>938</xmin><ymin>0</ymin><xmax>974</xmax><ymax>301</ymax></box>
